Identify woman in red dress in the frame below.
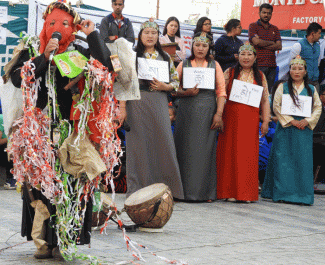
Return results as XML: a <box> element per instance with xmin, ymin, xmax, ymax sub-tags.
<box><xmin>216</xmin><ymin>42</ymin><xmax>270</xmax><ymax>202</ymax></box>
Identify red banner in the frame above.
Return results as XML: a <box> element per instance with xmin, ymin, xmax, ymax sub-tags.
<box><xmin>240</xmin><ymin>0</ymin><xmax>325</xmax><ymax>30</ymax></box>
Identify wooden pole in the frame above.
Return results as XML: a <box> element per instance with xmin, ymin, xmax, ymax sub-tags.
<box><xmin>156</xmin><ymin>0</ymin><xmax>160</xmax><ymax>19</ymax></box>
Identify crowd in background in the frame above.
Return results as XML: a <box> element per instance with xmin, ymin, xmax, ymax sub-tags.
<box><xmin>97</xmin><ymin>1</ymin><xmax>325</xmax><ymax>206</ymax></box>
<box><xmin>2</xmin><ymin>1</ymin><xmax>325</xmax><ymax>208</ymax></box>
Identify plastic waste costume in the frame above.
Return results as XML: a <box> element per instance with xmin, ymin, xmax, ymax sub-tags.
<box><xmin>7</xmin><ymin>1</ymin><xmax>117</xmax><ymax>260</ymax></box>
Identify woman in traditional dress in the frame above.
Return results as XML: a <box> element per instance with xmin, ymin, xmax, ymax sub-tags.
<box><xmin>159</xmin><ymin>16</ymin><xmax>186</xmax><ymax>66</ymax></box>
<box><xmin>194</xmin><ymin>17</ymin><xmax>214</xmax><ymax>59</ymax></box>
<box><xmin>214</xmin><ymin>19</ymin><xmax>243</xmax><ymax>72</ymax></box>
<box><xmin>261</xmin><ymin>56</ymin><xmax>322</xmax><ymax>205</ymax></box>
<box><xmin>119</xmin><ymin>20</ymin><xmax>184</xmax><ymax>199</ymax></box>
<box><xmin>173</xmin><ymin>32</ymin><xmax>226</xmax><ymax>201</ymax></box>
<box><xmin>216</xmin><ymin>42</ymin><xmax>270</xmax><ymax>203</ymax></box>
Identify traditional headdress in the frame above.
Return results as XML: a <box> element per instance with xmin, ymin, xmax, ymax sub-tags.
<box><xmin>193</xmin><ymin>32</ymin><xmax>212</xmax><ymax>45</ymax></box>
<box><xmin>140</xmin><ymin>17</ymin><xmax>159</xmax><ymax>31</ymax></box>
<box><xmin>290</xmin><ymin>55</ymin><xmax>306</xmax><ymax>66</ymax></box>
<box><xmin>239</xmin><ymin>41</ymin><xmax>256</xmax><ymax>53</ymax></box>
<box><xmin>43</xmin><ymin>0</ymin><xmax>82</xmax><ymax>25</ymax></box>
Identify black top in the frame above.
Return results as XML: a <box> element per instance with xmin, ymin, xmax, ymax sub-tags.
<box><xmin>10</xmin><ymin>31</ymin><xmax>113</xmax><ymax>120</ymax></box>
<box><xmin>167</xmin><ymin>35</ymin><xmax>180</xmax><ymax>51</ymax></box>
<box><xmin>314</xmin><ymin>106</ymin><xmax>325</xmax><ymax>133</ymax></box>
<box><xmin>214</xmin><ymin>34</ymin><xmax>243</xmax><ymax>72</ymax></box>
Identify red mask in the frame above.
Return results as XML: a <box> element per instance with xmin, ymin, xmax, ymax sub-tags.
<box><xmin>39</xmin><ymin>8</ymin><xmax>77</xmax><ymax>55</ymax></box>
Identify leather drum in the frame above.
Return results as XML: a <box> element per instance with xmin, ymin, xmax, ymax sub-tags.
<box><xmin>124</xmin><ymin>183</ymin><xmax>174</xmax><ymax>228</ymax></box>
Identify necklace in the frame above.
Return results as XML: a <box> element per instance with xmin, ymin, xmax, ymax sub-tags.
<box><xmin>241</xmin><ymin>69</ymin><xmax>252</xmax><ymax>82</ymax></box>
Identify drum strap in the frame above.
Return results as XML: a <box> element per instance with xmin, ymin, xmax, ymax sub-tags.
<box><xmin>102</xmin><ymin>199</ymin><xmax>163</xmax><ymax>232</ymax></box>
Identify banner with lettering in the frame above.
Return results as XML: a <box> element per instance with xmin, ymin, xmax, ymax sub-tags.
<box><xmin>241</xmin><ymin>0</ymin><xmax>325</xmax><ymax>30</ymax></box>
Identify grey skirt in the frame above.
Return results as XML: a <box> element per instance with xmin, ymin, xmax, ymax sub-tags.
<box><xmin>174</xmin><ymin>90</ymin><xmax>217</xmax><ymax>201</ymax></box>
<box><xmin>125</xmin><ymin>91</ymin><xmax>184</xmax><ymax>199</ymax></box>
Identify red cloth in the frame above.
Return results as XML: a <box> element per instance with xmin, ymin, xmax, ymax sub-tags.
<box><xmin>39</xmin><ymin>8</ymin><xmax>76</xmax><ymax>55</ymax></box>
<box><xmin>70</xmin><ymin>78</ymin><xmax>101</xmax><ymax>144</ymax></box>
<box><xmin>216</xmin><ymin>69</ymin><xmax>260</xmax><ymax>201</ymax></box>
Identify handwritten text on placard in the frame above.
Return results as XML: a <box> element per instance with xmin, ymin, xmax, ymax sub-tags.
<box><xmin>281</xmin><ymin>94</ymin><xmax>312</xmax><ymax>118</ymax></box>
<box><xmin>183</xmin><ymin>67</ymin><xmax>215</xmax><ymax>90</ymax></box>
<box><xmin>229</xmin><ymin>79</ymin><xmax>263</xmax><ymax>108</ymax></box>
<box><xmin>137</xmin><ymin>58</ymin><xmax>169</xmax><ymax>83</ymax></box>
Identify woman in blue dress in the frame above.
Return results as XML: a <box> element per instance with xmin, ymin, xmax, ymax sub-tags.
<box><xmin>261</xmin><ymin>56</ymin><xmax>322</xmax><ymax>205</ymax></box>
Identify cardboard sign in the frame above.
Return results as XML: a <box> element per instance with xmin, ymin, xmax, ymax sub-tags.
<box><xmin>281</xmin><ymin>94</ymin><xmax>312</xmax><ymax>118</ymax></box>
<box><xmin>137</xmin><ymin>58</ymin><xmax>169</xmax><ymax>83</ymax></box>
<box><xmin>183</xmin><ymin>67</ymin><xmax>215</xmax><ymax>90</ymax></box>
<box><xmin>229</xmin><ymin>79</ymin><xmax>263</xmax><ymax>108</ymax></box>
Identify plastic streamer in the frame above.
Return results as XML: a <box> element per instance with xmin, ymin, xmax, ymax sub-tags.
<box><xmin>7</xmin><ymin>59</ymin><xmax>58</xmax><ymax>200</ymax></box>
<box><xmin>8</xmin><ymin>53</ymin><xmax>187</xmax><ymax>264</ymax></box>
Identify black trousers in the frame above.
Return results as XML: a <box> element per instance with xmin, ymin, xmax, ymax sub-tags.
<box><xmin>260</xmin><ymin>66</ymin><xmax>277</xmax><ymax>93</ymax></box>
<box><xmin>313</xmin><ymin>142</ymin><xmax>325</xmax><ymax>183</ymax></box>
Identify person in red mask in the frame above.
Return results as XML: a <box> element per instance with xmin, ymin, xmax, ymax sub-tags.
<box><xmin>8</xmin><ymin>0</ymin><xmax>113</xmax><ymax>260</ymax></box>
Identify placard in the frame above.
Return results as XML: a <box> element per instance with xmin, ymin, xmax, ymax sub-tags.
<box><xmin>281</xmin><ymin>94</ymin><xmax>312</xmax><ymax>118</ymax></box>
<box><xmin>229</xmin><ymin>79</ymin><xmax>263</xmax><ymax>108</ymax></box>
<box><xmin>183</xmin><ymin>67</ymin><xmax>215</xmax><ymax>90</ymax></box>
<box><xmin>137</xmin><ymin>58</ymin><xmax>169</xmax><ymax>83</ymax></box>
<box><xmin>0</xmin><ymin>7</ymin><xmax>8</xmax><ymax>24</ymax></box>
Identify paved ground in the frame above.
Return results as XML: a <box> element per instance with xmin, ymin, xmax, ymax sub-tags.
<box><xmin>0</xmin><ymin>170</ymin><xmax>324</xmax><ymax>265</ymax></box>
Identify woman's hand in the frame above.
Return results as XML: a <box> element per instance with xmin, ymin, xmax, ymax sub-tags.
<box><xmin>119</xmin><ymin>106</ymin><xmax>127</xmax><ymax>126</ymax></box>
<box><xmin>296</xmin><ymin>119</ymin><xmax>309</xmax><ymax>130</ymax></box>
<box><xmin>44</xmin><ymin>38</ymin><xmax>59</xmax><ymax>60</ymax></box>
<box><xmin>184</xmin><ymin>84</ymin><xmax>199</xmax><ymax>97</ymax></box>
<box><xmin>150</xmin><ymin>78</ymin><xmax>171</xmax><ymax>91</ymax></box>
<box><xmin>260</xmin><ymin>121</ymin><xmax>269</xmax><ymax>137</ymax></box>
<box><xmin>80</xmin><ymin>19</ymin><xmax>95</xmax><ymax>36</ymax></box>
<box><xmin>210</xmin><ymin>113</ymin><xmax>223</xmax><ymax>131</ymax></box>
<box><xmin>290</xmin><ymin>120</ymin><xmax>300</xmax><ymax>128</ymax></box>
<box><xmin>290</xmin><ymin>119</ymin><xmax>308</xmax><ymax>130</ymax></box>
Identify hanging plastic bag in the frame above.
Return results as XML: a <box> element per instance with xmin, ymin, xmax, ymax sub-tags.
<box><xmin>0</xmin><ymin>79</ymin><xmax>23</xmax><ymax>136</ymax></box>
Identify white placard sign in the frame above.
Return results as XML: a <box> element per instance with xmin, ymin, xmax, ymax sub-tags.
<box><xmin>0</xmin><ymin>7</ymin><xmax>8</xmax><ymax>24</ymax></box>
<box><xmin>0</xmin><ymin>28</ymin><xmax>6</xmax><ymax>45</ymax></box>
<box><xmin>183</xmin><ymin>67</ymin><xmax>215</xmax><ymax>90</ymax></box>
<box><xmin>281</xmin><ymin>94</ymin><xmax>312</xmax><ymax>118</ymax></box>
<box><xmin>137</xmin><ymin>58</ymin><xmax>169</xmax><ymax>83</ymax></box>
<box><xmin>229</xmin><ymin>79</ymin><xmax>264</xmax><ymax>108</ymax></box>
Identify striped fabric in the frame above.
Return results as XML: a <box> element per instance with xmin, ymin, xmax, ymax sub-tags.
<box><xmin>248</xmin><ymin>20</ymin><xmax>281</xmax><ymax>67</ymax></box>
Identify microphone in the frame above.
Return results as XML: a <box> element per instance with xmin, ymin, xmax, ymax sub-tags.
<box><xmin>49</xmin><ymin>31</ymin><xmax>62</xmax><ymax>61</ymax></box>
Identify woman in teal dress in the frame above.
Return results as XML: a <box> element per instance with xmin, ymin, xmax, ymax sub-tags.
<box><xmin>261</xmin><ymin>56</ymin><xmax>322</xmax><ymax>205</ymax></box>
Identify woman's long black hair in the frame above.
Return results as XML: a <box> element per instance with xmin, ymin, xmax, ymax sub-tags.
<box><xmin>193</xmin><ymin>17</ymin><xmax>212</xmax><ymax>35</ymax></box>
<box><xmin>271</xmin><ymin>63</ymin><xmax>313</xmax><ymax>113</ymax></box>
<box><xmin>188</xmin><ymin>32</ymin><xmax>213</xmax><ymax>61</ymax></box>
<box><xmin>162</xmin><ymin>16</ymin><xmax>181</xmax><ymax>37</ymax></box>
<box><xmin>228</xmin><ymin>52</ymin><xmax>263</xmax><ymax>90</ymax></box>
<box><xmin>224</xmin><ymin>19</ymin><xmax>241</xmax><ymax>33</ymax></box>
<box><xmin>135</xmin><ymin>27</ymin><xmax>170</xmax><ymax>71</ymax></box>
